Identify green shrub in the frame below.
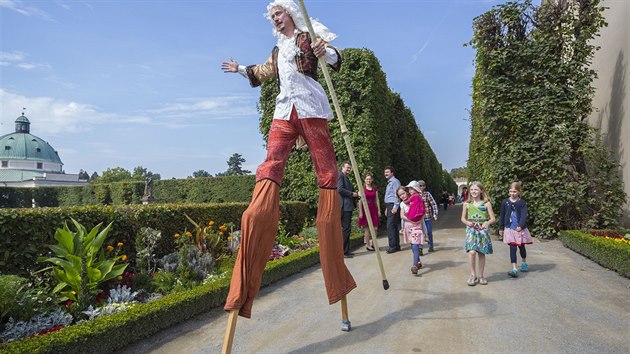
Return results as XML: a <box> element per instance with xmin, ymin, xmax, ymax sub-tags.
<box><xmin>150</xmin><ymin>271</ymin><xmax>178</xmax><ymax>294</ymax></box>
<box><xmin>0</xmin><ymin>274</ymin><xmax>60</xmax><ymax>323</ymax></box>
<box><xmin>130</xmin><ymin>273</ymin><xmax>154</xmax><ymax>293</ymax></box>
<box><xmin>38</xmin><ymin>219</ymin><xmax>128</xmax><ymax>312</ymax></box>
<box><xmin>559</xmin><ymin>230</ymin><xmax>630</xmax><ymax>278</ymax></box>
<box><xmin>1</xmin><ymin>175</ymin><xmax>258</xmax><ymax>208</ymax></box>
<box><xmin>0</xmin><ymin>202</ymin><xmax>307</xmax><ymax>277</ymax></box>
<box><xmin>1</xmin><ymin>244</ymin><xmax>324</xmax><ymax>353</ymax></box>
<box><xmin>0</xmin><ymin>275</ymin><xmax>28</xmax><ymax>321</ymax></box>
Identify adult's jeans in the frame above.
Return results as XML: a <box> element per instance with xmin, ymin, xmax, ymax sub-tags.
<box><xmin>424</xmin><ymin>219</ymin><xmax>434</xmax><ymax>248</ymax></box>
<box><xmin>341</xmin><ymin>210</ymin><xmax>353</xmax><ymax>255</ymax></box>
<box><xmin>385</xmin><ymin>203</ymin><xmax>400</xmax><ymax>250</ymax></box>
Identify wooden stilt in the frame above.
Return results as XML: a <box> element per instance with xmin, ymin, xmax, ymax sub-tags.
<box><xmin>297</xmin><ymin>0</ymin><xmax>389</xmax><ymax>290</ymax></box>
<box><xmin>340</xmin><ymin>295</ymin><xmax>351</xmax><ymax>331</ymax></box>
<box><xmin>221</xmin><ymin>310</ymin><xmax>239</xmax><ymax>354</ymax></box>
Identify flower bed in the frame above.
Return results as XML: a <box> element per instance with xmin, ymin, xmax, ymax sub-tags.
<box><xmin>0</xmin><ymin>244</ymin><xmax>325</xmax><ymax>354</ymax></box>
<box><xmin>558</xmin><ymin>229</ymin><xmax>630</xmax><ymax>278</ymax></box>
<box><xmin>0</xmin><ymin>213</ymin><xmax>348</xmax><ymax>353</ymax></box>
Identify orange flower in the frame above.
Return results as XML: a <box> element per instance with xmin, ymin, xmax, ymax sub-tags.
<box><xmin>185</xmin><ymin>231</ymin><xmax>192</xmax><ymax>238</ymax></box>
<box><xmin>106</xmin><ymin>245</ymin><xmax>114</xmax><ymax>251</ymax></box>
<box><xmin>117</xmin><ymin>242</ymin><xmax>124</xmax><ymax>248</ymax></box>
<box><xmin>209</xmin><ymin>220</ymin><xmax>215</xmax><ymax>226</ymax></box>
<box><xmin>174</xmin><ymin>233</ymin><xmax>180</xmax><ymax>238</ymax></box>
<box><xmin>122</xmin><ymin>255</ymin><xmax>128</xmax><ymax>262</ymax></box>
<box><xmin>227</xmin><ymin>237</ymin><xmax>232</xmax><ymax>241</ymax></box>
<box><xmin>220</xmin><ymin>225</ymin><xmax>228</xmax><ymax>232</ymax></box>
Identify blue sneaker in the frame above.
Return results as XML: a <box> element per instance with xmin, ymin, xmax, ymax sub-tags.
<box><xmin>508</xmin><ymin>269</ymin><xmax>518</xmax><ymax>278</ymax></box>
<box><xmin>520</xmin><ymin>263</ymin><xmax>528</xmax><ymax>272</ymax></box>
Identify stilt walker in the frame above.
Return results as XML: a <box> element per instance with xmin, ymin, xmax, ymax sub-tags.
<box><xmin>220</xmin><ymin>1</ymin><xmax>388</xmax><ymax>352</ymax></box>
<box><xmin>296</xmin><ymin>0</ymin><xmax>390</xmax><ymax>292</ymax></box>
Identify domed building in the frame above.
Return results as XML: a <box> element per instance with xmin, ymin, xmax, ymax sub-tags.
<box><xmin>0</xmin><ymin>114</ymin><xmax>87</xmax><ymax>187</ymax></box>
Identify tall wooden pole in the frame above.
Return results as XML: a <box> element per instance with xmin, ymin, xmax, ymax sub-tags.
<box><xmin>297</xmin><ymin>0</ymin><xmax>389</xmax><ymax>290</ymax></box>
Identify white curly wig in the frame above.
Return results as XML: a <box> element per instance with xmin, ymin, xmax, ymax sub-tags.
<box><xmin>265</xmin><ymin>0</ymin><xmax>336</xmax><ymax>42</ymax></box>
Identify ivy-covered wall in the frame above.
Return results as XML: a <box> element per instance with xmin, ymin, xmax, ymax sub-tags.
<box><xmin>258</xmin><ymin>48</ymin><xmax>455</xmax><ymax>207</ymax></box>
<box><xmin>468</xmin><ymin>0</ymin><xmax>626</xmax><ymax>238</ymax></box>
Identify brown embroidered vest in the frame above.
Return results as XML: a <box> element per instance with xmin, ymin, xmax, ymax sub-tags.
<box><xmin>246</xmin><ymin>32</ymin><xmax>342</xmax><ymax>88</ymax></box>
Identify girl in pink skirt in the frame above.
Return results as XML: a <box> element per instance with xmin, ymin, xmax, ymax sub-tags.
<box><xmin>498</xmin><ymin>181</ymin><xmax>533</xmax><ymax>278</ymax></box>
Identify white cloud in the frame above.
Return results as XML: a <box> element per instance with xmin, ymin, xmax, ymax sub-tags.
<box><xmin>0</xmin><ymin>89</ymin><xmax>146</xmax><ymax>135</ymax></box>
<box><xmin>0</xmin><ymin>50</ymin><xmax>25</xmax><ymax>62</ymax></box>
<box><xmin>0</xmin><ymin>0</ymin><xmax>52</xmax><ymax>20</ymax></box>
<box><xmin>55</xmin><ymin>2</ymin><xmax>71</xmax><ymax>11</ymax></box>
<box><xmin>144</xmin><ymin>96</ymin><xmax>259</xmax><ymax>121</ymax></box>
<box><xmin>0</xmin><ymin>50</ymin><xmax>49</xmax><ymax>71</ymax></box>
<box><xmin>0</xmin><ymin>90</ymin><xmax>258</xmax><ymax>137</ymax></box>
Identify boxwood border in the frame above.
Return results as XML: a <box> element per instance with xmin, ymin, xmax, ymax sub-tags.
<box><xmin>558</xmin><ymin>230</ymin><xmax>630</xmax><ymax>278</ymax></box>
<box><xmin>1</xmin><ymin>233</ymin><xmax>364</xmax><ymax>353</ymax></box>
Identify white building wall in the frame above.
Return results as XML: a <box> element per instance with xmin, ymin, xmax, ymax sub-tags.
<box><xmin>588</xmin><ymin>0</ymin><xmax>630</xmax><ymax>227</ymax></box>
<box><xmin>0</xmin><ymin>159</ymin><xmax>62</xmax><ymax>172</ymax></box>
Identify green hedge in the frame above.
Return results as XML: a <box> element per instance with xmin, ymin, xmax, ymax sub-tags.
<box><xmin>0</xmin><ymin>201</ymin><xmax>309</xmax><ymax>277</ymax></box>
<box><xmin>258</xmin><ymin>48</ymin><xmax>455</xmax><ymax>209</ymax></box>
<box><xmin>467</xmin><ymin>0</ymin><xmax>625</xmax><ymax>238</ymax></box>
<box><xmin>558</xmin><ymin>230</ymin><xmax>630</xmax><ymax>278</ymax></box>
<box><xmin>0</xmin><ymin>175</ymin><xmax>257</xmax><ymax>208</ymax></box>
<box><xmin>0</xmin><ymin>235</ymin><xmax>367</xmax><ymax>354</ymax></box>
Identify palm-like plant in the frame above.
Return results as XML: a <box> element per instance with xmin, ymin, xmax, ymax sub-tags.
<box><xmin>39</xmin><ymin>219</ymin><xmax>128</xmax><ymax>311</ymax></box>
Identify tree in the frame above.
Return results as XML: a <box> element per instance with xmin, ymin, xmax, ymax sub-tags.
<box><xmin>96</xmin><ymin>167</ymin><xmax>132</xmax><ymax>183</ymax></box>
<box><xmin>449</xmin><ymin>167</ymin><xmax>468</xmax><ymax>179</ymax></box>
<box><xmin>131</xmin><ymin>166</ymin><xmax>161</xmax><ymax>181</ymax></box>
<box><xmin>216</xmin><ymin>153</ymin><xmax>251</xmax><ymax>177</ymax></box>
<box><xmin>78</xmin><ymin>169</ymin><xmax>90</xmax><ymax>181</ymax></box>
<box><xmin>192</xmin><ymin>169</ymin><xmax>211</xmax><ymax>178</ymax></box>
<box><xmin>90</xmin><ymin>172</ymin><xmax>99</xmax><ymax>181</ymax></box>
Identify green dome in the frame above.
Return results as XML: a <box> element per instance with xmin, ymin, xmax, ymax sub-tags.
<box><xmin>0</xmin><ymin>115</ymin><xmax>63</xmax><ymax>164</ymax></box>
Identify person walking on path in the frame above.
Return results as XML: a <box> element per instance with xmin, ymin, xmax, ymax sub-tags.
<box><xmin>220</xmin><ymin>0</ymin><xmax>356</xmax><ymax>319</ymax></box>
<box><xmin>461</xmin><ymin>181</ymin><xmax>495</xmax><ymax>286</ymax></box>
<box><xmin>401</xmin><ymin>181</ymin><xmax>426</xmax><ymax>275</ymax></box>
<box><xmin>460</xmin><ymin>186</ymin><xmax>468</xmax><ymax>205</ymax></box>
<box><xmin>383</xmin><ymin>166</ymin><xmax>401</xmax><ymax>253</ymax></box>
<box><xmin>338</xmin><ymin>161</ymin><xmax>358</xmax><ymax>258</ymax></box>
<box><xmin>417</xmin><ymin>180</ymin><xmax>438</xmax><ymax>252</ymax></box>
<box><xmin>357</xmin><ymin>173</ymin><xmax>380</xmax><ymax>251</ymax></box>
<box><xmin>498</xmin><ymin>181</ymin><xmax>533</xmax><ymax>278</ymax></box>
<box><xmin>441</xmin><ymin>191</ymin><xmax>449</xmax><ymax>211</ymax></box>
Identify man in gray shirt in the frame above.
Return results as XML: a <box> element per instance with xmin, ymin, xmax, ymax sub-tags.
<box><xmin>383</xmin><ymin>166</ymin><xmax>401</xmax><ymax>253</ymax></box>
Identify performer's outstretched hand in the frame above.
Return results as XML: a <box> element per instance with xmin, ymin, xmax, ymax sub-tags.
<box><xmin>311</xmin><ymin>39</ymin><xmax>327</xmax><ymax>58</ymax></box>
<box><xmin>222</xmin><ymin>58</ymin><xmax>239</xmax><ymax>73</ymax></box>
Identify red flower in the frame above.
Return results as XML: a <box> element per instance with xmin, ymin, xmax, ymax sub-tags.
<box><xmin>37</xmin><ymin>325</ymin><xmax>65</xmax><ymax>336</ymax></box>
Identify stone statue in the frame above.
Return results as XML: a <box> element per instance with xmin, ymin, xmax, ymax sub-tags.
<box><xmin>142</xmin><ymin>176</ymin><xmax>154</xmax><ymax>204</ymax></box>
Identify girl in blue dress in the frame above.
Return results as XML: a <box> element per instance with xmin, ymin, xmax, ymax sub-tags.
<box><xmin>460</xmin><ymin>181</ymin><xmax>496</xmax><ymax>286</ymax></box>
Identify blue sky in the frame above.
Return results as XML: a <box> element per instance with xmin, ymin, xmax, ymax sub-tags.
<box><xmin>1</xmin><ymin>0</ymin><xmax>525</xmax><ymax>179</ymax></box>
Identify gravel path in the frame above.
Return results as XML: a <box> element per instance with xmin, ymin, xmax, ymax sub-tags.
<box><xmin>122</xmin><ymin>203</ymin><xmax>630</xmax><ymax>354</ymax></box>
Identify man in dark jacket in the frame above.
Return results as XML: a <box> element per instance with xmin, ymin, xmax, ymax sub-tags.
<box><xmin>338</xmin><ymin>161</ymin><xmax>358</xmax><ymax>258</ymax></box>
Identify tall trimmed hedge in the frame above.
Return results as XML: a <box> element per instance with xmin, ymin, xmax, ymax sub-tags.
<box><xmin>0</xmin><ymin>201</ymin><xmax>309</xmax><ymax>277</ymax></box>
<box><xmin>258</xmin><ymin>48</ymin><xmax>455</xmax><ymax>207</ymax></box>
<box><xmin>468</xmin><ymin>0</ymin><xmax>626</xmax><ymax>238</ymax></box>
<box><xmin>0</xmin><ymin>175</ymin><xmax>256</xmax><ymax>208</ymax></box>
